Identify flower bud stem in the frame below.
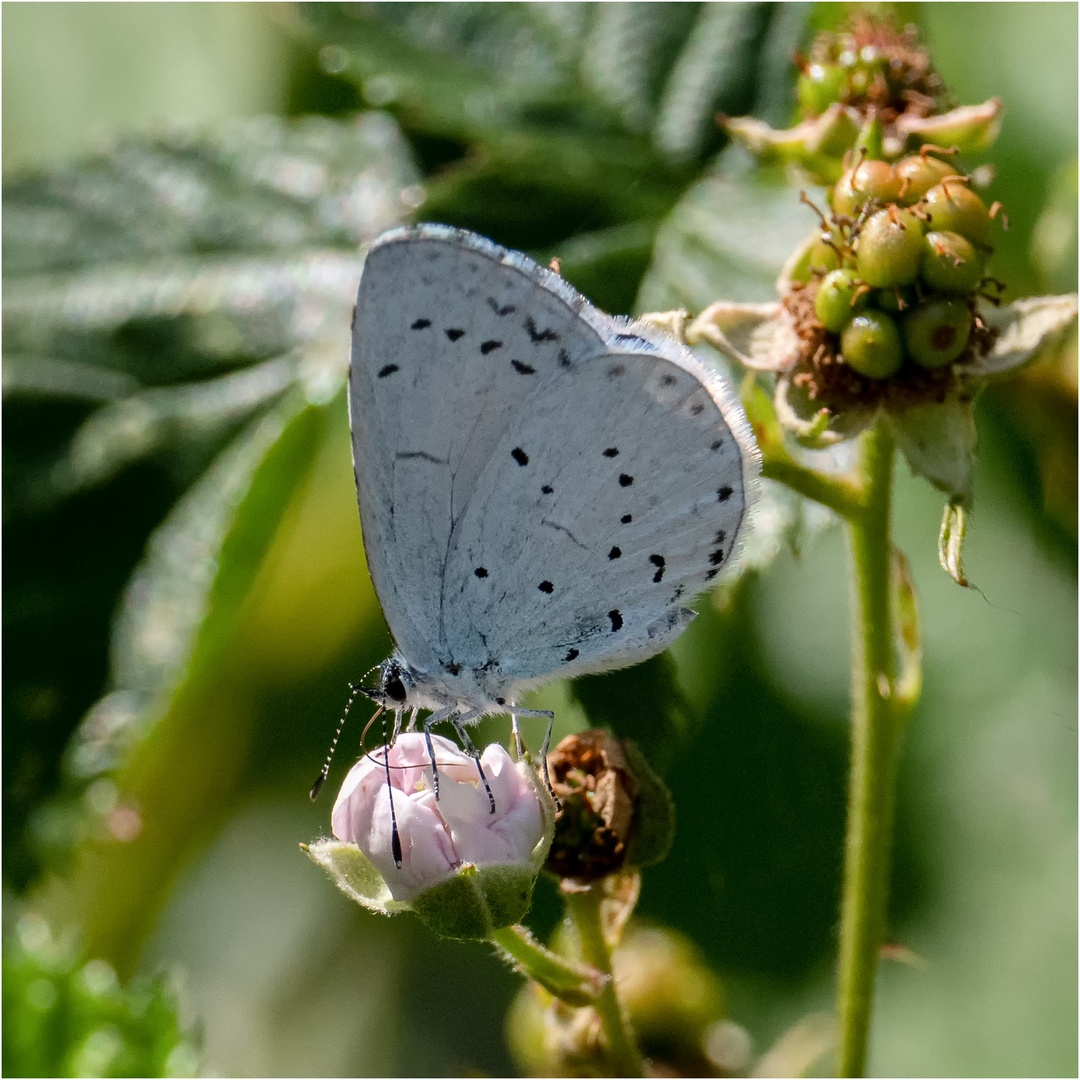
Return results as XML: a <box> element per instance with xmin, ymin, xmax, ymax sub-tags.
<box><xmin>564</xmin><ymin>884</ymin><xmax>646</xmax><ymax>1077</ymax></box>
<box><xmin>836</xmin><ymin>418</ymin><xmax>898</xmax><ymax>1077</ymax></box>
<box><xmin>491</xmin><ymin>924</ymin><xmax>607</xmax><ymax>1007</ymax></box>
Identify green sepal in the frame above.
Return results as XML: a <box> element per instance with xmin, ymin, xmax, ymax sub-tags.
<box><xmin>412</xmin><ymin>863</ymin><xmax>537</xmax><ymax>940</ymax></box>
<box><xmin>888</xmin><ymin>394</ymin><xmax>977</xmax><ymax>502</ymax></box>
<box><xmin>855</xmin><ymin>114</ymin><xmax>884</xmax><ymax>161</ymax></box>
<box><xmin>303</xmin><ymin>840</ymin><xmax>410</xmax><ymax>916</ymax></box>
<box><xmin>895</xmin><ymin>98</ymin><xmax>1003</xmax><ymax>156</ymax></box>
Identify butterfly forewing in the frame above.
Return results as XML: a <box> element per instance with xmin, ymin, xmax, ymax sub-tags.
<box><xmin>351</xmin><ymin>226</ymin><xmax>610</xmax><ymax>670</ymax></box>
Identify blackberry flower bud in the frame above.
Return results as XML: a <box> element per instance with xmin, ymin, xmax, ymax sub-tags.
<box><xmin>307</xmin><ymin>733</ymin><xmax>555</xmax><ymax>939</ymax></box>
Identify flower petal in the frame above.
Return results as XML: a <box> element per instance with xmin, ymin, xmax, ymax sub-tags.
<box><xmin>889</xmin><ymin>395</ymin><xmax>977</xmax><ymax>502</ymax></box>
<box><xmin>774</xmin><ymin>373</ymin><xmax>874</xmax><ymax>448</ymax></box>
<box><xmin>687</xmin><ymin>301</ymin><xmax>792</xmax><ymax>371</ymax></box>
<box><xmin>957</xmin><ymin>295</ymin><xmax>1079</xmax><ymax>380</ymax></box>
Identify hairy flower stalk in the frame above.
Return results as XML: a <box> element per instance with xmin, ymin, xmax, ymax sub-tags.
<box><xmin>644</xmin><ymin>15</ymin><xmax>1078</xmax><ymax>1076</ymax></box>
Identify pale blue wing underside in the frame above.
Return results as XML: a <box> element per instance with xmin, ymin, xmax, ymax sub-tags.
<box><xmin>350</xmin><ymin>224</ymin><xmax>758</xmax><ymax>691</ymax></box>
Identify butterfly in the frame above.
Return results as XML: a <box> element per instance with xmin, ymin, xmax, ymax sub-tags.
<box><xmin>314</xmin><ymin>224</ymin><xmax>758</xmax><ymax>852</ymax></box>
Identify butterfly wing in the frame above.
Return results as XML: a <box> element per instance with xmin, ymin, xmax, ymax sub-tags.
<box><xmin>350</xmin><ymin>225</ymin><xmax>613</xmax><ymax>672</ymax></box>
<box><xmin>440</xmin><ymin>326</ymin><xmax>758</xmax><ymax>688</ymax></box>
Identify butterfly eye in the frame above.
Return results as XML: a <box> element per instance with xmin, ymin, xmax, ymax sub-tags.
<box><xmin>385</xmin><ymin>672</ymin><xmax>407</xmax><ymax>703</ymax></box>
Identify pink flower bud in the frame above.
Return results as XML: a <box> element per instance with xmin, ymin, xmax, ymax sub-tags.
<box><xmin>331</xmin><ymin>733</ymin><xmax>546</xmax><ymax>904</ymax></box>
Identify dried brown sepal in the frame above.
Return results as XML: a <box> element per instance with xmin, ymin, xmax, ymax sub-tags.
<box><xmin>545</xmin><ymin>731</ymin><xmax>639</xmax><ymax>882</ymax></box>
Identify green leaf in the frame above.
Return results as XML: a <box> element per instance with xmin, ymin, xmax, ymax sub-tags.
<box><xmin>66</xmin><ymin>396</ymin><xmax>323</xmax><ymax>782</ymax></box>
<box><xmin>639</xmin><ymin>145</ymin><xmax>844</xmax><ymax>579</ymax></box>
<box><xmin>4</xmin><ymin>113</ymin><xmax>418</xmax><ymax>883</ymax></box>
<box><xmin>2</xmin><ymin>912</ymin><xmax>198</xmax><ymax>1078</ymax></box>
<box><xmin>637</xmin><ymin>144</ymin><xmax>821</xmax><ymax>312</ymax></box>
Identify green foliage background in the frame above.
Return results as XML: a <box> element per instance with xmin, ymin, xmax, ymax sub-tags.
<box><xmin>3</xmin><ymin>3</ymin><xmax>1076</xmax><ymax>1076</ymax></box>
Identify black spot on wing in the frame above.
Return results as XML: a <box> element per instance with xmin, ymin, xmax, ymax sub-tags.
<box><xmin>705</xmin><ymin>568</ymin><xmax>719</xmax><ymax>581</ymax></box>
<box><xmin>538</xmin><ymin>580</ymin><xmax>554</xmax><ymax>594</ymax></box>
<box><xmin>709</xmin><ymin>549</ymin><xmax>724</xmax><ymax>566</ymax></box>
<box><xmin>558</xmin><ymin>348</ymin><xmax>571</xmax><ymax>367</ymax></box>
<box><xmin>715</xmin><ymin>530</ymin><xmax>726</xmax><ymax>544</ymax></box>
<box><xmin>525</xmin><ymin>316</ymin><xmax>558</xmax><ymax>343</ymax></box>
<box><xmin>511</xmin><ymin>359</ymin><xmax>536</xmax><ymax>375</ymax></box>
<box><xmin>564</xmin><ymin>648</ymin><xmax>579</xmax><ymax>662</ymax></box>
<box><xmin>411</xmin><ymin>318</ymin><xmax>431</xmax><ymax>330</ymax></box>
<box><xmin>650</xmin><ymin>554</ymin><xmax>666</xmax><ymax>583</ymax></box>
<box><xmin>718</xmin><ymin>485</ymin><xmax>733</xmax><ymax>502</ymax></box>
<box><xmin>621</xmin><ymin>514</ymin><xmax>632</xmax><ymax>524</ymax></box>
<box><xmin>445</xmin><ymin>662</ymin><xmax>461</xmax><ymax>675</ymax></box>
<box><xmin>613</xmin><ymin>333</ymin><xmax>648</xmax><ymax>348</ymax></box>
<box><xmin>661</xmin><ymin>373</ymin><xmax>677</xmax><ymax>387</ymax></box>
<box><xmin>445</xmin><ymin>328</ymin><xmax>465</xmax><ymax>341</ymax></box>
<box><xmin>480</xmin><ymin>340</ymin><xmax>503</xmax><ymax>355</ymax></box>
<box><xmin>377</xmin><ymin>364</ymin><xmax>399</xmax><ymax>378</ymax></box>
<box><xmin>619</xmin><ymin>474</ymin><xmax>634</xmax><ymax>487</ymax></box>
<box><xmin>608</xmin><ymin>364</ymin><xmax>626</xmax><ymax>378</ymax></box>
<box><xmin>603</xmin><ymin>447</ymin><xmax>619</xmax><ymax>458</ymax></box>
<box><xmin>711</xmin><ymin>439</ymin><xmax>723</xmax><ymax>451</ymax></box>
<box><xmin>608</xmin><ymin>546</ymin><xmax>622</xmax><ymax>560</ymax></box>
<box><xmin>691</xmin><ymin>403</ymin><xmax>705</xmax><ymax>416</ymax></box>
<box><xmin>541</xmin><ymin>484</ymin><xmax>553</xmax><ymax>494</ymax></box>
<box><xmin>512</xmin><ymin>448</ymin><xmax>529</xmax><ymax>466</ymax></box>
<box><xmin>474</xmin><ymin>567</ymin><xmax>488</xmax><ymax>578</ymax></box>
<box><xmin>487</xmin><ymin>298</ymin><xmax>515</xmax><ymax>316</ymax></box>
<box><xmin>608</xmin><ymin>609</ymin><xmax>623</xmax><ymax>632</ymax></box>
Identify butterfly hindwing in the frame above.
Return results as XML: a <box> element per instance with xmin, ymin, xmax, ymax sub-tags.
<box><xmin>441</xmin><ymin>340</ymin><xmax>753</xmax><ymax>685</ymax></box>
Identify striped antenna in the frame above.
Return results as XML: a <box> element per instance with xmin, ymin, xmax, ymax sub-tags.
<box><xmin>309</xmin><ymin>679</ymin><xmax>369</xmax><ymax>801</ymax></box>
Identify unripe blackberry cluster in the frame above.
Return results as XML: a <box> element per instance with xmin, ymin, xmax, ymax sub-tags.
<box><xmin>790</xmin><ymin>147</ymin><xmax>1003</xmax><ymax>402</ymax></box>
<box><xmin>795</xmin><ymin>17</ymin><xmax>947</xmax><ymax>127</ymax></box>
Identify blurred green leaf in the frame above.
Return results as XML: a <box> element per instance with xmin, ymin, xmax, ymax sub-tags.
<box><xmin>2</xmin><ymin>912</ymin><xmax>198</xmax><ymax>1078</ymax></box>
<box><xmin>300</xmin><ymin>3</ymin><xmax>797</xmax><ymax>252</ymax></box>
<box><xmin>3</xmin><ymin>112</ymin><xmax>419</xmax><ymax>885</ymax></box>
<box><xmin>637</xmin><ymin>144</ymin><xmax>843</xmax><ymax>582</ymax></box>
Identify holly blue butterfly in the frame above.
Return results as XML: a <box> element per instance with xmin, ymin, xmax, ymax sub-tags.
<box><xmin>315</xmin><ymin>224</ymin><xmax>758</xmax><ymax>855</ymax></box>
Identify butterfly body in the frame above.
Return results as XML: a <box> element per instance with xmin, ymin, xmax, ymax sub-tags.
<box><xmin>350</xmin><ymin>224</ymin><xmax>759</xmax><ymax>727</ymax></box>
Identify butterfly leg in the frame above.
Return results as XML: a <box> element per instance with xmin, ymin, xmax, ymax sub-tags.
<box><xmin>422</xmin><ymin>706</ymin><xmax>455</xmax><ymax>800</ymax></box>
<box><xmin>451</xmin><ymin>711</ymin><xmax>496</xmax><ymax>814</ymax></box>
<box><xmin>508</xmin><ymin>707</ymin><xmax>557</xmax><ymax>801</ymax></box>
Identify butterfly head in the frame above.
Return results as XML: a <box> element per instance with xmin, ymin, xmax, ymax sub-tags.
<box><xmin>358</xmin><ymin>658</ymin><xmax>412</xmax><ymax>709</ymax></box>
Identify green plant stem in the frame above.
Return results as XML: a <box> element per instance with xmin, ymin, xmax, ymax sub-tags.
<box><xmin>762</xmin><ymin>455</ymin><xmax>864</xmax><ymax>520</ymax></box>
<box><xmin>491</xmin><ymin>924</ymin><xmax>606</xmax><ymax>1006</ymax></box>
<box><xmin>836</xmin><ymin>419</ymin><xmax>898</xmax><ymax>1077</ymax></box>
<box><xmin>564</xmin><ymin>885</ymin><xmax>645</xmax><ymax>1078</ymax></box>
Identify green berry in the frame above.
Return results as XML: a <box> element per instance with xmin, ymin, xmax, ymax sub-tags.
<box><xmin>903</xmin><ymin>299</ymin><xmax>972</xmax><ymax>368</ymax></box>
<box><xmin>920</xmin><ymin>230</ymin><xmax>985</xmax><ymax>294</ymax></box>
<box><xmin>796</xmin><ymin>63</ymin><xmax>847</xmax><ymax>117</ymax></box>
<box><xmin>920</xmin><ymin>182</ymin><xmax>993</xmax><ymax>247</ymax></box>
<box><xmin>808</xmin><ymin>236</ymin><xmax>841</xmax><ymax>273</ymax></box>
<box><xmin>841</xmin><ymin>311</ymin><xmax>904</xmax><ymax>379</ymax></box>
<box><xmin>833</xmin><ymin>160</ymin><xmax>901</xmax><ymax>216</ymax></box>
<box><xmin>894</xmin><ymin>155</ymin><xmax>956</xmax><ymax>205</ymax></box>
<box><xmin>814</xmin><ymin>269</ymin><xmax>868</xmax><ymax>332</ymax></box>
<box><xmin>856</xmin><ymin>208</ymin><xmax>925</xmax><ymax>287</ymax></box>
